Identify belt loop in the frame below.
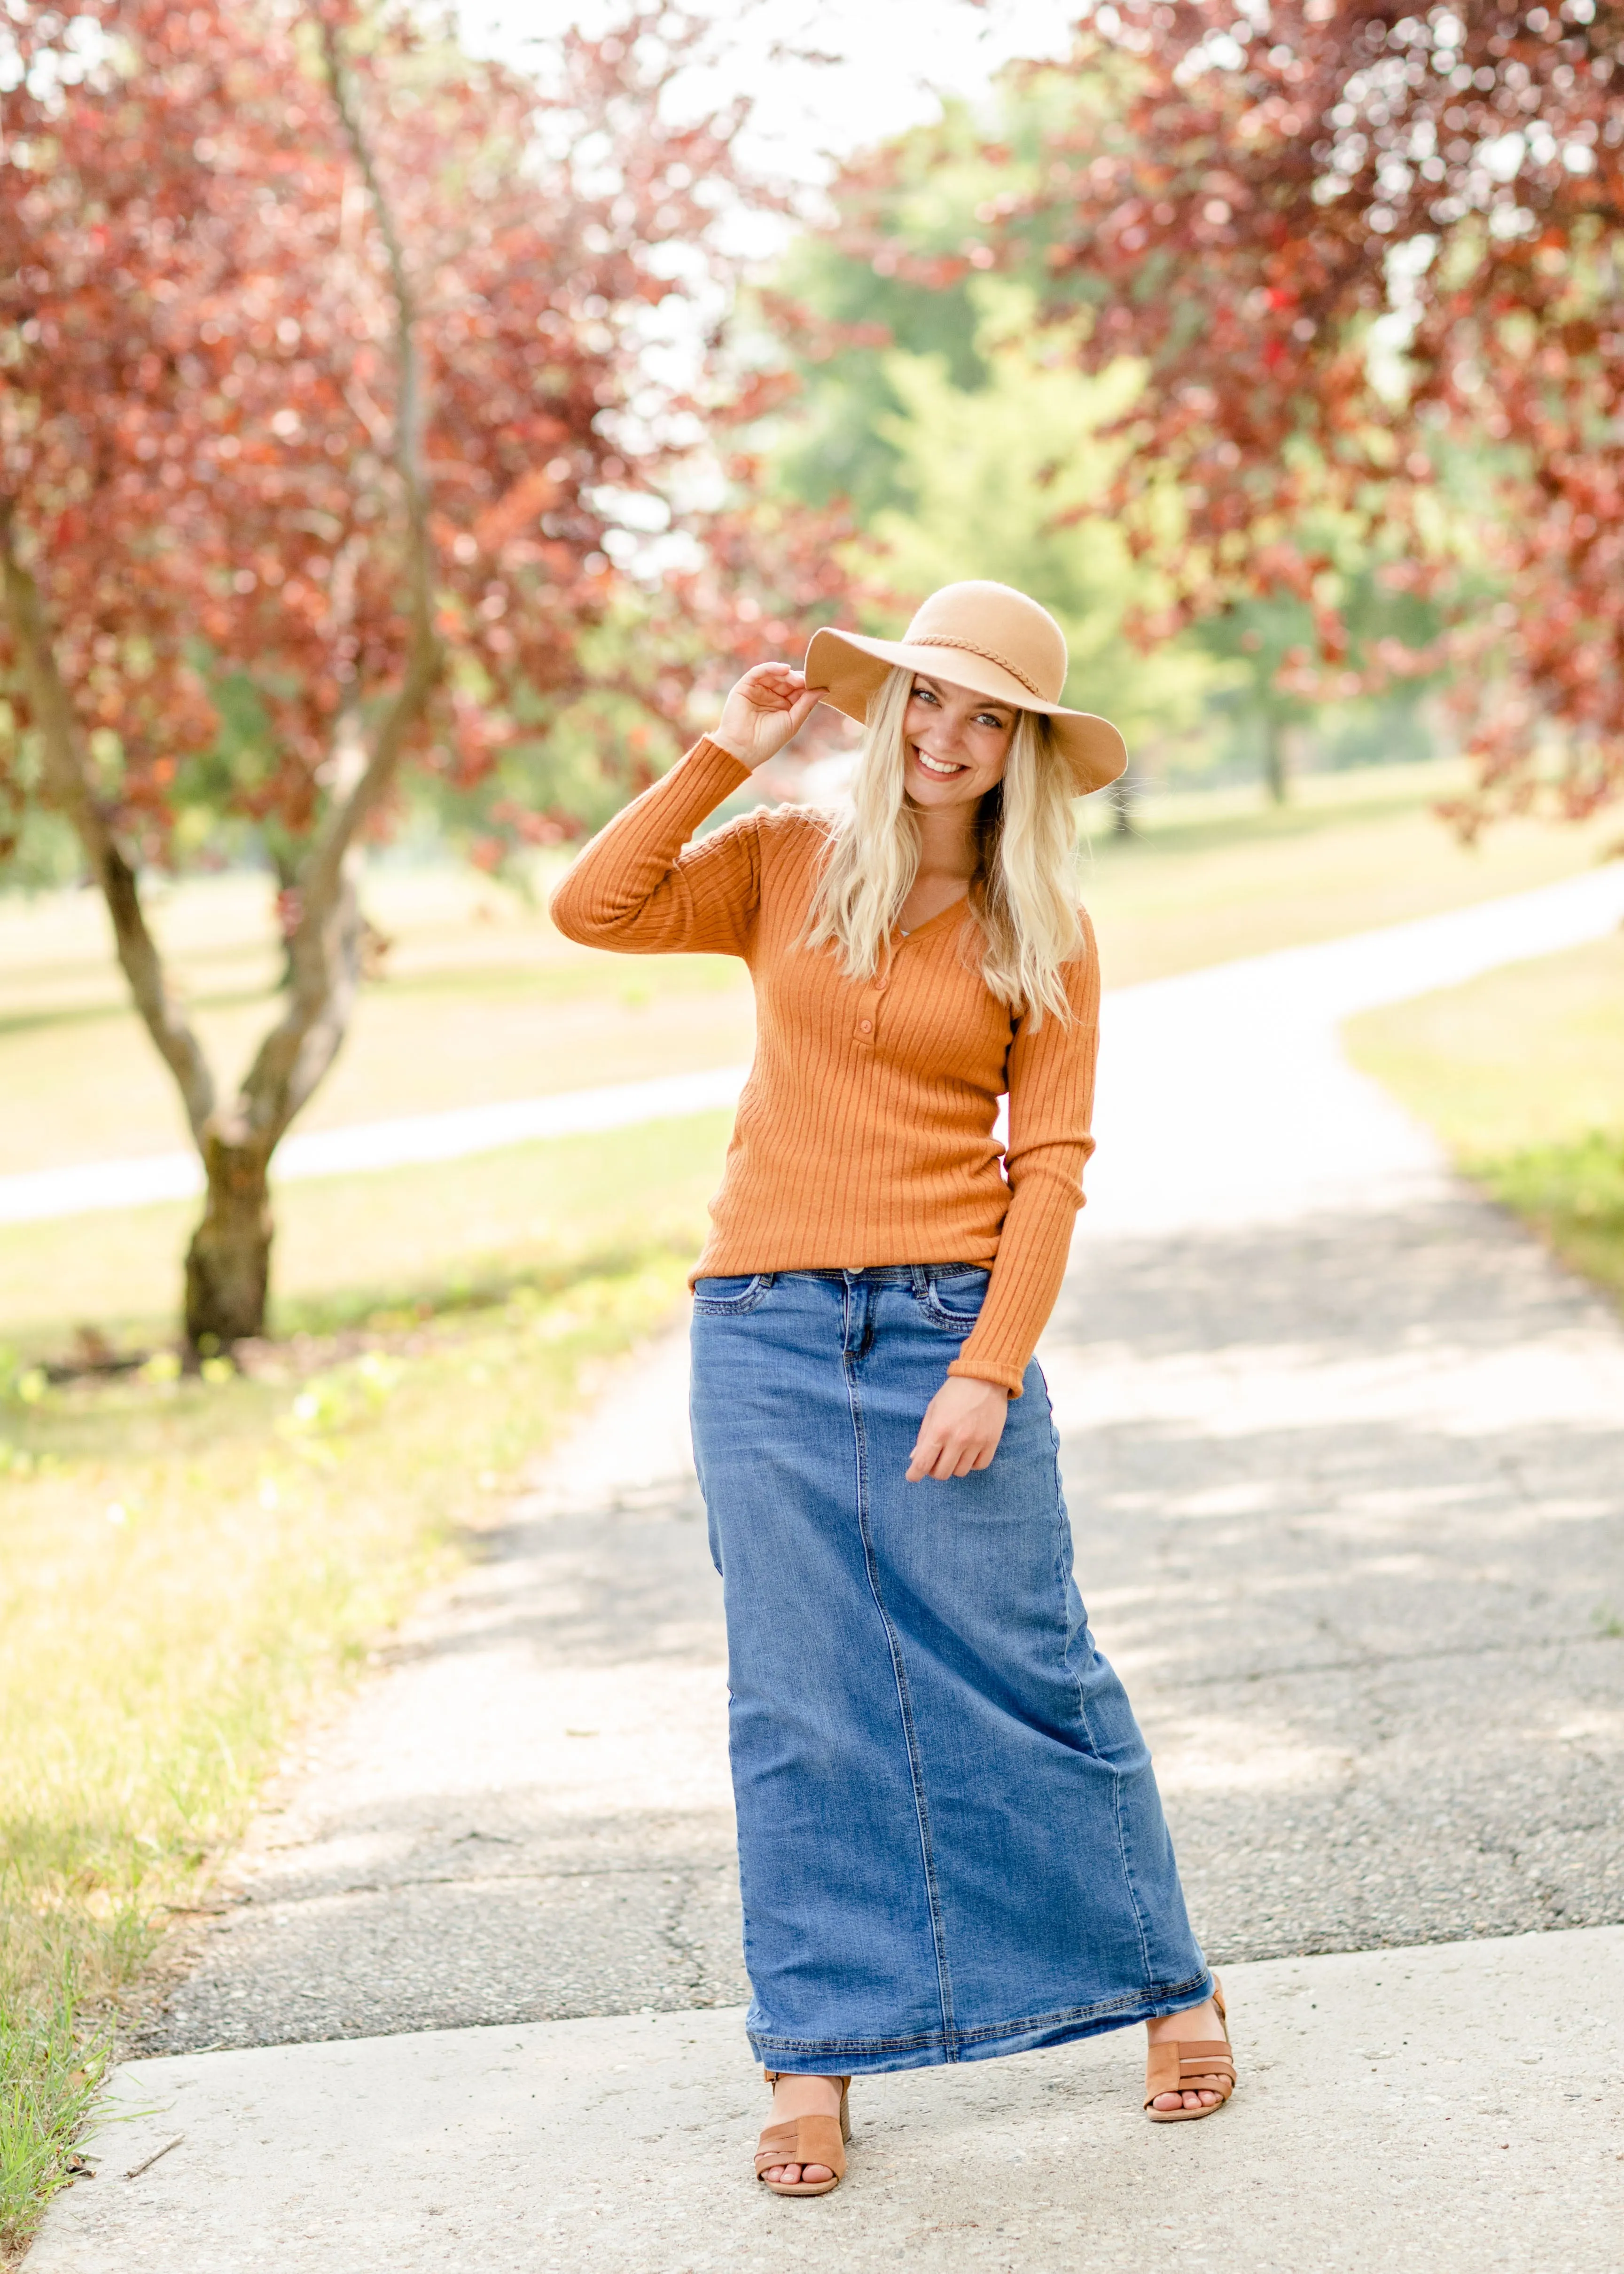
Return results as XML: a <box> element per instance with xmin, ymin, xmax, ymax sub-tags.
<box><xmin>910</xmin><ymin>1263</ymin><xmax>929</xmax><ymax>1296</ymax></box>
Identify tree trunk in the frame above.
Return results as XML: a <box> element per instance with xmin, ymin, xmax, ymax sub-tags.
<box><xmin>1262</xmin><ymin>713</ymin><xmax>1289</xmax><ymax>804</ymax></box>
<box><xmin>184</xmin><ymin>1131</ymin><xmax>274</xmax><ymax>1354</ymax></box>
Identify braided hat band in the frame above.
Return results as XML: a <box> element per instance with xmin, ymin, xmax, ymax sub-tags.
<box><xmin>908</xmin><ymin>635</ymin><xmax>1045</xmax><ymax>702</ymax></box>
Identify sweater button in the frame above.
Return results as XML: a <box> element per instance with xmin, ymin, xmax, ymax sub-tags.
<box><xmin>858</xmin><ymin>1018</ymin><xmax>872</xmax><ymax>1034</ymax></box>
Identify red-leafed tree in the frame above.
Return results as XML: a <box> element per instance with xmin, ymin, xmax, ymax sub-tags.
<box><xmin>843</xmin><ymin>3</ymin><xmax>1624</xmax><ymax>826</ymax></box>
<box><xmin>0</xmin><ymin>0</ymin><xmax>764</xmax><ymax>1351</ymax></box>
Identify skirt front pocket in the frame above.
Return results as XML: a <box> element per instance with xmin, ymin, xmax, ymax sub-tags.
<box><xmin>692</xmin><ymin>1272</ymin><xmax>773</xmax><ymax>1315</ymax></box>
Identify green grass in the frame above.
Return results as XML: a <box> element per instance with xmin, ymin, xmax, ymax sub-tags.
<box><xmin>0</xmin><ymin>1112</ymin><xmax>734</xmax><ymax>1353</ymax></box>
<box><xmin>1345</xmin><ymin>932</ymin><xmax>1624</xmax><ymax>1310</ymax></box>
<box><xmin>0</xmin><ymin>1113</ymin><xmax>730</xmax><ymax>2258</ymax></box>
<box><xmin>1079</xmin><ymin>758</ymin><xmax>1621</xmax><ymax>990</ymax></box>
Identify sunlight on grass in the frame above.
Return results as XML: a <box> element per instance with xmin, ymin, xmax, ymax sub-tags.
<box><xmin>1345</xmin><ymin>932</ymin><xmax>1624</xmax><ymax>1310</ymax></box>
<box><xmin>1080</xmin><ymin>766</ymin><xmax>1620</xmax><ymax>989</ymax></box>
<box><xmin>0</xmin><ymin>1113</ymin><xmax>733</xmax><ymax>1354</ymax></box>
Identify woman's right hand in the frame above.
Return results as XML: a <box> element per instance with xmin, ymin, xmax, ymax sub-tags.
<box><xmin>710</xmin><ymin>663</ymin><xmax>821</xmax><ymax>771</ymax></box>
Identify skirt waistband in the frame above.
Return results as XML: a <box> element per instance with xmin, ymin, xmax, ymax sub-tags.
<box><xmin>790</xmin><ymin>1264</ymin><xmax>984</xmax><ymax>1288</ymax></box>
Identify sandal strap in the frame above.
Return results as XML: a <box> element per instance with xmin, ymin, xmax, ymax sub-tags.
<box><xmin>1144</xmin><ymin>2041</ymin><xmax>1237</xmax><ymax>2106</ymax></box>
<box><xmin>755</xmin><ymin>2115</ymin><xmax>846</xmax><ymax>2179</ymax></box>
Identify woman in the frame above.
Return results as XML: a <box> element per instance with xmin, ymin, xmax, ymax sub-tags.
<box><xmin>550</xmin><ymin>580</ymin><xmax>1234</xmax><ymax>2196</ymax></box>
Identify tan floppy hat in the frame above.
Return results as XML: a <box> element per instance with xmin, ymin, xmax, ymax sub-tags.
<box><xmin>804</xmin><ymin>580</ymin><xmax>1127</xmax><ymax>796</ymax></box>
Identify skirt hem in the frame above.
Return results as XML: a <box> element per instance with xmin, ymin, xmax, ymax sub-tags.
<box><xmin>748</xmin><ymin>1967</ymin><xmax>1214</xmax><ymax>2076</ymax></box>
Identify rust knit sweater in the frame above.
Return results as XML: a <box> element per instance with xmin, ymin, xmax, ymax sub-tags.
<box><xmin>549</xmin><ymin>738</ymin><xmax>1101</xmax><ymax>1396</ymax></box>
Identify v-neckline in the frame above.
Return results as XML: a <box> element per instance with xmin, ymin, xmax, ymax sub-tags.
<box><xmin>896</xmin><ymin>893</ymin><xmax>968</xmax><ymax>944</ymax></box>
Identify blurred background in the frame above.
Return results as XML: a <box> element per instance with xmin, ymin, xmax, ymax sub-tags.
<box><xmin>1</xmin><ymin>1</ymin><xmax>1621</xmax><ymax>2246</ymax></box>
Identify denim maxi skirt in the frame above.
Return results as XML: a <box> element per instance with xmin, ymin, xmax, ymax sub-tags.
<box><xmin>689</xmin><ymin>1264</ymin><xmax>1211</xmax><ymax>2077</ymax></box>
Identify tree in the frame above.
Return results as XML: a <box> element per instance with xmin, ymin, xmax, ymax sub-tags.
<box><xmin>839</xmin><ymin>285</ymin><xmax>1217</xmax><ymax>769</ymax></box>
<box><xmin>0</xmin><ymin>1</ymin><xmax>753</xmax><ymax>1352</ymax></box>
<box><xmin>938</xmin><ymin>2</ymin><xmax>1624</xmax><ymax>827</ymax></box>
<box><xmin>772</xmin><ymin>67</ymin><xmax>1447</xmax><ymax>804</ymax></box>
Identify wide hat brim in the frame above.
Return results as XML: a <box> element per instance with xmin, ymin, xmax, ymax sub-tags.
<box><xmin>804</xmin><ymin>625</ymin><xmax>1127</xmax><ymax>796</ymax></box>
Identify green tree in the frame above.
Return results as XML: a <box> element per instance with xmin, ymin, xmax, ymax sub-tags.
<box><xmin>847</xmin><ymin>285</ymin><xmax>1217</xmax><ymax>786</ymax></box>
<box><xmin>768</xmin><ymin>64</ymin><xmax>1457</xmax><ymax>806</ymax></box>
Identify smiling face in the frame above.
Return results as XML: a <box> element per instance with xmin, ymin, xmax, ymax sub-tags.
<box><xmin>901</xmin><ymin>674</ymin><xmax>1017</xmax><ymax>811</ymax></box>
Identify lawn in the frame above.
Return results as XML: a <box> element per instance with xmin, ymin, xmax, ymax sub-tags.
<box><xmin>1078</xmin><ymin>756</ymin><xmax>1621</xmax><ymax>989</ymax></box>
<box><xmin>1</xmin><ymin>754</ymin><xmax>1616</xmax><ymax>2252</ymax></box>
<box><xmin>1344</xmin><ymin>930</ymin><xmax>1624</xmax><ymax>1310</ymax></box>
<box><xmin>0</xmin><ymin>1113</ymin><xmax>729</xmax><ymax>2255</ymax></box>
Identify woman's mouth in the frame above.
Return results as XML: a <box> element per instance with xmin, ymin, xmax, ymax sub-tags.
<box><xmin>912</xmin><ymin>747</ymin><xmax>966</xmax><ymax>779</ymax></box>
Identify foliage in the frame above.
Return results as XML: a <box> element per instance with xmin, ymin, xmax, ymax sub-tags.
<box><xmin>844</xmin><ymin>283</ymin><xmax>1219</xmax><ymax>762</ymax></box>
<box><xmin>915</xmin><ymin>2</ymin><xmax>1624</xmax><ymax>828</ymax></box>
<box><xmin>0</xmin><ymin>2</ymin><xmax>750</xmax><ymax>859</ymax></box>
<box><xmin>763</xmin><ymin>100</ymin><xmax>1023</xmax><ymax>521</ymax></box>
<box><xmin>0</xmin><ymin>0</ymin><xmax>823</xmax><ymax>1340</ymax></box>
<box><xmin>766</xmin><ymin>67</ymin><xmax>1451</xmax><ymax>794</ymax></box>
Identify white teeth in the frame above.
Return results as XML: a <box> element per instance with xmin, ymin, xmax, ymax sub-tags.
<box><xmin>915</xmin><ymin>751</ymin><xmax>962</xmax><ymax>776</ymax></box>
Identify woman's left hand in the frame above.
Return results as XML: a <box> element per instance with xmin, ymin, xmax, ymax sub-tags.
<box><xmin>906</xmin><ymin>1376</ymin><xmax>1010</xmax><ymax>1482</ymax></box>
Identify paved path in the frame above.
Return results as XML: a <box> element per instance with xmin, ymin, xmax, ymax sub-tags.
<box><xmin>5</xmin><ymin>863</ymin><xmax>1623</xmax><ymax>1225</ymax></box>
<box><xmin>27</xmin><ymin>885</ymin><xmax>1624</xmax><ymax>2268</ymax></box>
<box><xmin>33</xmin><ymin>1932</ymin><xmax>1624</xmax><ymax>2273</ymax></box>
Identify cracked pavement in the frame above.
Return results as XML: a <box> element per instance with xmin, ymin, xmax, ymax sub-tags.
<box><xmin>128</xmin><ymin>935</ymin><xmax>1624</xmax><ymax>2059</ymax></box>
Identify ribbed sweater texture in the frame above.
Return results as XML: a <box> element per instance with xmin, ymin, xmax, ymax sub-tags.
<box><xmin>548</xmin><ymin>738</ymin><xmax>1101</xmax><ymax>1396</ymax></box>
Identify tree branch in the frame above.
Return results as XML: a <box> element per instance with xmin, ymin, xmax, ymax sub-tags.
<box><xmin>0</xmin><ymin>498</ymin><xmax>217</xmax><ymax>1144</ymax></box>
<box><xmin>237</xmin><ymin>11</ymin><xmax>445</xmax><ymax>1145</ymax></box>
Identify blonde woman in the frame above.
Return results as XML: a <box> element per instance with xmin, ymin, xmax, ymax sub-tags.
<box><xmin>551</xmin><ymin>581</ymin><xmax>1233</xmax><ymax>2196</ymax></box>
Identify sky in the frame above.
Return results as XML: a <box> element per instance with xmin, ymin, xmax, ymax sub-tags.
<box><xmin>456</xmin><ymin>0</ymin><xmax>1079</xmax><ymax>194</ymax></box>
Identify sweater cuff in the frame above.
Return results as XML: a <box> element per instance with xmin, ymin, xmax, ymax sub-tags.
<box><xmin>947</xmin><ymin>1354</ymin><xmax>1026</xmax><ymax>1400</ymax></box>
<box><xmin>684</xmin><ymin>736</ymin><xmax>753</xmax><ymax>796</ymax></box>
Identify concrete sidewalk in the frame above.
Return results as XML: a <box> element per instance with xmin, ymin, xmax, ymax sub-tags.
<box><xmin>30</xmin><ymin>1931</ymin><xmax>1623</xmax><ymax>2271</ymax></box>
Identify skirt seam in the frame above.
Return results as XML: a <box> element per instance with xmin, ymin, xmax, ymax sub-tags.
<box><xmin>1053</xmin><ymin>1410</ymin><xmax>1157</xmax><ymax>1987</ymax></box>
<box><xmin>844</xmin><ymin>1332</ymin><xmax>960</xmax><ymax>2059</ymax></box>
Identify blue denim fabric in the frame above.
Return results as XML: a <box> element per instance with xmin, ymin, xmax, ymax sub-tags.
<box><xmin>690</xmin><ymin>1265</ymin><xmax>1211</xmax><ymax>2076</ymax></box>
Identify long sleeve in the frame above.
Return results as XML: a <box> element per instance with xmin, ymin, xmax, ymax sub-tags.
<box><xmin>947</xmin><ymin>914</ymin><xmax>1101</xmax><ymax>1396</ymax></box>
<box><xmin>548</xmin><ymin>737</ymin><xmax>757</xmax><ymax>957</ymax></box>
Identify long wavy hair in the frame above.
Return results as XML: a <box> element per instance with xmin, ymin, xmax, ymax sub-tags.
<box><xmin>803</xmin><ymin>665</ymin><xmax>1083</xmax><ymax>1026</ymax></box>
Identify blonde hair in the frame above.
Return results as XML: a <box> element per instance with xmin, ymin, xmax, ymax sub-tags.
<box><xmin>804</xmin><ymin>666</ymin><xmax>1083</xmax><ymax>1026</ymax></box>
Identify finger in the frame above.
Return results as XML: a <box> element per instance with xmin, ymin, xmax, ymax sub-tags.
<box><xmin>906</xmin><ymin>1430</ymin><xmax>944</xmax><ymax>1482</ymax></box>
<box><xmin>751</xmin><ymin>678</ymin><xmax>810</xmax><ymax>716</ymax></box>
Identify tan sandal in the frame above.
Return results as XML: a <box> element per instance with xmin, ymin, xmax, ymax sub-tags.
<box><xmin>1144</xmin><ymin>1976</ymin><xmax>1236</xmax><ymax>2122</ymax></box>
<box><xmin>755</xmin><ymin>2072</ymin><xmax>851</xmax><ymax>2196</ymax></box>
